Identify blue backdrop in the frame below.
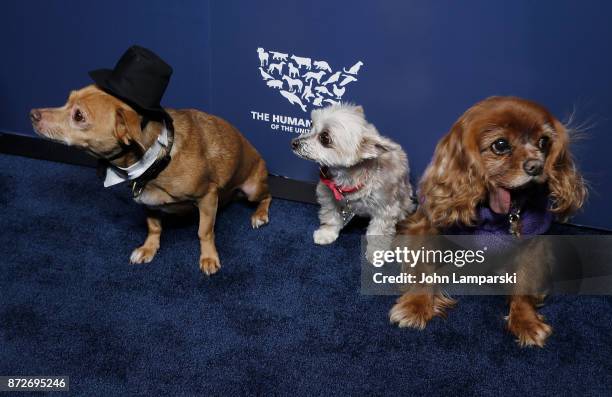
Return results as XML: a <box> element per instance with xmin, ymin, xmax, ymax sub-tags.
<box><xmin>1</xmin><ymin>0</ymin><xmax>611</xmax><ymax>229</ymax></box>
<box><xmin>0</xmin><ymin>0</ymin><xmax>211</xmax><ymax>134</ymax></box>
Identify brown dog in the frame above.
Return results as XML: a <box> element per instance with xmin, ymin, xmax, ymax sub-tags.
<box><xmin>30</xmin><ymin>85</ymin><xmax>271</xmax><ymax>274</ymax></box>
<box><xmin>391</xmin><ymin>97</ymin><xmax>586</xmax><ymax>346</ymax></box>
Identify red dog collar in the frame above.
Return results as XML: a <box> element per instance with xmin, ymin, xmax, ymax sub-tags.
<box><xmin>319</xmin><ymin>167</ymin><xmax>364</xmax><ymax>201</ymax></box>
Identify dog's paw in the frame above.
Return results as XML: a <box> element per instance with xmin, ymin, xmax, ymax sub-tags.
<box><xmin>129</xmin><ymin>245</ymin><xmax>158</xmax><ymax>264</ymax></box>
<box><xmin>251</xmin><ymin>212</ymin><xmax>269</xmax><ymax>229</ymax></box>
<box><xmin>199</xmin><ymin>255</ymin><xmax>221</xmax><ymax>276</ymax></box>
<box><xmin>389</xmin><ymin>293</ymin><xmax>455</xmax><ymax>329</ymax></box>
<box><xmin>507</xmin><ymin>312</ymin><xmax>552</xmax><ymax>348</ymax></box>
<box><xmin>313</xmin><ymin>228</ymin><xmax>339</xmax><ymax>245</ymax></box>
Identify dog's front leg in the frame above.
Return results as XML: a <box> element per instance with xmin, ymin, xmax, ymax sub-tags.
<box><xmin>389</xmin><ymin>232</ymin><xmax>456</xmax><ymax>328</ymax></box>
<box><xmin>506</xmin><ymin>239</ymin><xmax>552</xmax><ymax>347</ymax></box>
<box><xmin>390</xmin><ymin>290</ymin><xmax>455</xmax><ymax>329</ymax></box>
<box><xmin>364</xmin><ymin>215</ymin><xmax>397</xmax><ymax>262</ymax></box>
<box><xmin>507</xmin><ymin>295</ymin><xmax>552</xmax><ymax>347</ymax></box>
<box><xmin>313</xmin><ymin>183</ymin><xmax>343</xmax><ymax>245</ymax></box>
<box><xmin>130</xmin><ymin>211</ymin><xmax>162</xmax><ymax>264</ymax></box>
<box><xmin>197</xmin><ymin>187</ymin><xmax>221</xmax><ymax>275</ymax></box>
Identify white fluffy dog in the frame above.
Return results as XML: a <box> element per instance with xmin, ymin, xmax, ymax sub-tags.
<box><xmin>291</xmin><ymin>103</ymin><xmax>416</xmax><ymax>244</ymax></box>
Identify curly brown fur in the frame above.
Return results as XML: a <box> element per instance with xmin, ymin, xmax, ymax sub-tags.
<box><xmin>392</xmin><ymin>96</ymin><xmax>587</xmax><ymax>347</ymax></box>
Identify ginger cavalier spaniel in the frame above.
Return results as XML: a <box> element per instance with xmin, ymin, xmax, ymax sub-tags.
<box><xmin>391</xmin><ymin>96</ymin><xmax>587</xmax><ymax>347</ymax></box>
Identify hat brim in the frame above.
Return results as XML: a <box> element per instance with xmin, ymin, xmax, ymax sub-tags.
<box><xmin>88</xmin><ymin>69</ymin><xmax>166</xmax><ymax>115</ymax></box>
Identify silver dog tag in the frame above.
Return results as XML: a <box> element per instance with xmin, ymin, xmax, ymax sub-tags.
<box><xmin>340</xmin><ymin>199</ymin><xmax>356</xmax><ymax>228</ymax></box>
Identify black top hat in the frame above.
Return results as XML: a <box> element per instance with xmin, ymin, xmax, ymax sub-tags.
<box><xmin>89</xmin><ymin>45</ymin><xmax>173</xmax><ymax>120</ymax></box>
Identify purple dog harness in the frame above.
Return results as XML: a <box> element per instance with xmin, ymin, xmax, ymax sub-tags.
<box><xmin>446</xmin><ymin>188</ymin><xmax>553</xmax><ymax>251</ymax></box>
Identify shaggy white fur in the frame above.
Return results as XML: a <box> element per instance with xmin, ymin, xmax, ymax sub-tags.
<box><xmin>291</xmin><ymin>103</ymin><xmax>416</xmax><ymax>245</ymax></box>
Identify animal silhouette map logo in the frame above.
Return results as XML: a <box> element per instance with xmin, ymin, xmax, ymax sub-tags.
<box><xmin>257</xmin><ymin>47</ymin><xmax>363</xmax><ymax>112</ymax></box>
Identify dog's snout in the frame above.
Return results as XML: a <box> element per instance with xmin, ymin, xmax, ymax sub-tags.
<box><xmin>291</xmin><ymin>138</ymin><xmax>302</xmax><ymax>151</ymax></box>
<box><xmin>523</xmin><ymin>159</ymin><xmax>543</xmax><ymax>176</ymax></box>
<box><xmin>30</xmin><ymin>109</ymin><xmax>42</xmax><ymax>123</ymax></box>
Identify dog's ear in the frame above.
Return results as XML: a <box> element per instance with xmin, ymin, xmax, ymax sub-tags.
<box><xmin>546</xmin><ymin>118</ymin><xmax>587</xmax><ymax>221</ymax></box>
<box><xmin>418</xmin><ymin>119</ymin><xmax>487</xmax><ymax>227</ymax></box>
<box><xmin>114</xmin><ymin>107</ymin><xmax>144</xmax><ymax>152</ymax></box>
<box><xmin>359</xmin><ymin>135</ymin><xmax>399</xmax><ymax>159</ymax></box>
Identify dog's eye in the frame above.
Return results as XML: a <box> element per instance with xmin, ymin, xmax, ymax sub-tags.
<box><xmin>73</xmin><ymin>109</ymin><xmax>84</xmax><ymax>123</ymax></box>
<box><xmin>319</xmin><ymin>131</ymin><xmax>331</xmax><ymax>147</ymax></box>
<box><xmin>491</xmin><ymin>138</ymin><xmax>511</xmax><ymax>155</ymax></box>
<box><xmin>538</xmin><ymin>136</ymin><xmax>550</xmax><ymax>150</ymax></box>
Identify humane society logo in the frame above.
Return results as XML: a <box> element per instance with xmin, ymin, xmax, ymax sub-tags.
<box><xmin>250</xmin><ymin>47</ymin><xmax>364</xmax><ymax>135</ymax></box>
<box><xmin>256</xmin><ymin>47</ymin><xmax>363</xmax><ymax>112</ymax></box>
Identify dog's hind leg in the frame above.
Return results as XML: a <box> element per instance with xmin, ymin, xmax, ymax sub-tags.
<box><xmin>241</xmin><ymin>159</ymin><xmax>271</xmax><ymax>229</ymax></box>
<box><xmin>365</xmin><ymin>214</ymin><xmax>397</xmax><ymax>260</ymax></box>
<box><xmin>130</xmin><ymin>211</ymin><xmax>162</xmax><ymax>264</ymax></box>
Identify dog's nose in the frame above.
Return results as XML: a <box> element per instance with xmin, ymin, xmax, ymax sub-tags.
<box><xmin>523</xmin><ymin>159</ymin><xmax>543</xmax><ymax>176</ymax></box>
<box><xmin>30</xmin><ymin>109</ymin><xmax>42</xmax><ymax>123</ymax></box>
<box><xmin>291</xmin><ymin>138</ymin><xmax>301</xmax><ymax>151</ymax></box>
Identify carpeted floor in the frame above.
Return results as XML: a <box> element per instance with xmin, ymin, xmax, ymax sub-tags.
<box><xmin>1</xmin><ymin>153</ymin><xmax>611</xmax><ymax>396</ymax></box>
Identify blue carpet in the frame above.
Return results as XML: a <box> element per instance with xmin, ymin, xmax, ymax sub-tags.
<box><xmin>1</xmin><ymin>153</ymin><xmax>611</xmax><ymax>396</ymax></box>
